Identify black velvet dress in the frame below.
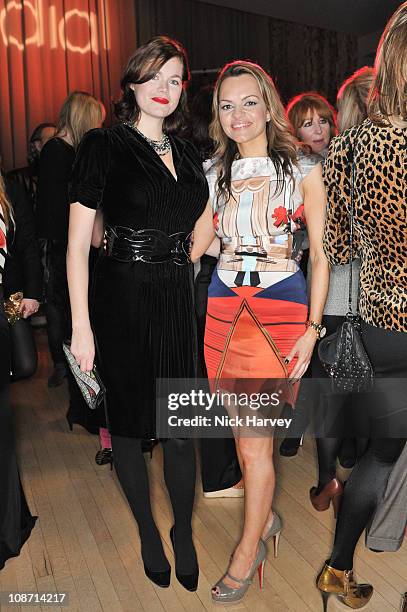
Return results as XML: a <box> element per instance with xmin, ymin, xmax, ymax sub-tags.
<box><xmin>70</xmin><ymin>125</ymin><xmax>209</xmax><ymax>438</ymax></box>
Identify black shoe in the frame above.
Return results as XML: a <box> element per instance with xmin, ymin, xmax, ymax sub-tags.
<box><xmin>170</xmin><ymin>525</ymin><xmax>199</xmax><ymax>592</ymax></box>
<box><xmin>95</xmin><ymin>448</ymin><xmax>113</xmax><ymax>470</ymax></box>
<box><xmin>279</xmin><ymin>435</ymin><xmax>303</xmax><ymax>457</ymax></box>
<box><xmin>141</xmin><ymin>439</ymin><xmax>159</xmax><ymax>458</ymax></box>
<box><xmin>143</xmin><ymin>564</ymin><xmax>171</xmax><ymax>588</ymax></box>
<box><xmin>48</xmin><ymin>364</ymin><xmax>67</xmax><ymax>387</ymax></box>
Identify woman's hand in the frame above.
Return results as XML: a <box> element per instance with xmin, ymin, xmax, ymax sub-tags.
<box><xmin>285</xmin><ymin>327</ymin><xmax>318</xmax><ymax>380</ymax></box>
<box><xmin>19</xmin><ymin>298</ymin><xmax>39</xmax><ymax>318</ymax></box>
<box><xmin>71</xmin><ymin>326</ymin><xmax>95</xmax><ymax>373</ymax></box>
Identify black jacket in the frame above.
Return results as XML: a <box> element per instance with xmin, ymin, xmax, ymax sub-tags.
<box><xmin>3</xmin><ymin>179</ymin><xmax>42</xmax><ymax>301</ymax></box>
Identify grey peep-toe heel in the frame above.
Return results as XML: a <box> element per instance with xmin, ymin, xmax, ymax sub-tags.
<box><xmin>211</xmin><ymin>539</ymin><xmax>267</xmax><ymax>604</ymax></box>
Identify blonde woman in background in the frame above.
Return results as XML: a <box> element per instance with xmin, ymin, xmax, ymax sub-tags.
<box><xmin>337</xmin><ymin>66</ymin><xmax>375</xmax><ymax>131</ymax></box>
<box><xmin>306</xmin><ymin>66</ymin><xmax>375</xmax><ymax>518</ymax></box>
<box><xmin>36</xmin><ymin>92</ymin><xmax>105</xmax><ymax>432</ymax></box>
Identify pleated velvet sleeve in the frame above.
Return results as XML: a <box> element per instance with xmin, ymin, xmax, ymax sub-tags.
<box><xmin>69</xmin><ymin>128</ymin><xmax>110</xmax><ymax>210</ymax></box>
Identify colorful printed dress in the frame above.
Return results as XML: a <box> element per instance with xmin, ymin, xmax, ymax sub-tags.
<box><xmin>204</xmin><ymin>154</ymin><xmax>320</xmax><ymax>401</ymax></box>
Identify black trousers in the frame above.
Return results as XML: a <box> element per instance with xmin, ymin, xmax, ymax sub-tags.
<box><xmin>195</xmin><ymin>255</ymin><xmax>242</xmax><ymax>492</ymax></box>
<box><xmin>329</xmin><ymin>321</ymin><xmax>407</xmax><ymax>570</ymax></box>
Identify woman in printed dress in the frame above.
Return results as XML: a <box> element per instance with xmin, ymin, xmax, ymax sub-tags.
<box><xmin>191</xmin><ymin>60</ymin><xmax>329</xmax><ymax>603</ymax></box>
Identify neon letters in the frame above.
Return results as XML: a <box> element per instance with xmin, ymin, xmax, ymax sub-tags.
<box><xmin>0</xmin><ymin>0</ymin><xmax>110</xmax><ymax>54</ymax></box>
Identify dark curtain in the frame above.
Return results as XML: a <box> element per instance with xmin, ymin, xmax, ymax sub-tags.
<box><xmin>0</xmin><ymin>0</ymin><xmax>137</xmax><ymax>171</ymax></box>
<box><xmin>135</xmin><ymin>0</ymin><xmax>357</xmax><ymax>104</ymax></box>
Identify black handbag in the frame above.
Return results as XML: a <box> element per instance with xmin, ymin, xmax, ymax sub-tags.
<box><xmin>318</xmin><ymin>129</ymin><xmax>374</xmax><ymax>393</ymax></box>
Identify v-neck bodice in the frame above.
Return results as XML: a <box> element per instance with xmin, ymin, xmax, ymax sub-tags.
<box><xmin>122</xmin><ymin>123</ymin><xmax>178</xmax><ymax>182</ymax></box>
<box><xmin>70</xmin><ymin>124</ymin><xmax>208</xmax><ymax>235</ymax></box>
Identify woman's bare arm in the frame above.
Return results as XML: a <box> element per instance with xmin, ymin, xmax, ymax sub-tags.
<box><xmin>286</xmin><ymin>163</ymin><xmax>330</xmax><ymax>379</ymax></box>
<box><xmin>303</xmin><ymin>163</ymin><xmax>330</xmax><ymax>326</ymax></box>
<box><xmin>66</xmin><ymin>202</ymin><xmax>97</xmax><ymax>372</ymax></box>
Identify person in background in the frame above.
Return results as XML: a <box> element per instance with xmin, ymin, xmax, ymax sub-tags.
<box><xmin>279</xmin><ymin>92</ymin><xmax>337</xmax><ymax>458</ymax></box>
<box><xmin>185</xmin><ymin>85</ymin><xmax>243</xmax><ymax>498</ymax></box>
<box><xmin>0</xmin><ymin>174</ymin><xmax>37</xmax><ymax>571</ymax></box>
<box><xmin>2</xmin><ymin>174</ymin><xmax>42</xmax><ymax>380</ymax></box>
<box><xmin>336</xmin><ymin>67</ymin><xmax>375</xmax><ymax>132</ymax></box>
<box><xmin>316</xmin><ymin>3</ymin><xmax>407</xmax><ymax>608</ymax></box>
<box><xmin>287</xmin><ymin>92</ymin><xmax>337</xmax><ymax>157</ymax></box>
<box><xmin>7</xmin><ymin>123</ymin><xmax>56</xmax><ymax>210</ymax></box>
<box><xmin>36</xmin><ymin>92</ymin><xmax>104</xmax><ymax>390</ymax></box>
<box><xmin>306</xmin><ymin>66</ymin><xmax>375</xmax><ymax>516</ymax></box>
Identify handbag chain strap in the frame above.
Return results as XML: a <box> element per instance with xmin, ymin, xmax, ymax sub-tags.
<box><xmin>347</xmin><ymin>125</ymin><xmax>363</xmax><ymax>317</ymax></box>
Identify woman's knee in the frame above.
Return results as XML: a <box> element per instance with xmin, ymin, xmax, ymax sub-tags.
<box><xmin>236</xmin><ymin>437</ymin><xmax>273</xmax><ymax>467</ymax></box>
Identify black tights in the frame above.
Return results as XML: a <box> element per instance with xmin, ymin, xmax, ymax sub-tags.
<box><xmin>316</xmin><ymin>437</ymin><xmax>367</xmax><ymax>491</ymax></box>
<box><xmin>330</xmin><ymin>437</ymin><xmax>406</xmax><ymax>570</ymax></box>
<box><xmin>111</xmin><ymin>436</ymin><xmax>196</xmax><ymax>573</ymax></box>
<box><xmin>328</xmin><ymin>320</ymin><xmax>407</xmax><ymax>570</ymax></box>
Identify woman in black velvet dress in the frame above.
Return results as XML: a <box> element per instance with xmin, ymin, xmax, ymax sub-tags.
<box><xmin>0</xmin><ymin>175</ymin><xmax>36</xmax><ymax>571</ymax></box>
<box><xmin>67</xmin><ymin>37</ymin><xmax>208</xmax><ymax>591</ymax></box>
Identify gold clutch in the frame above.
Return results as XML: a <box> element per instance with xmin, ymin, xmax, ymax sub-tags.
<box><xmin>4</xmin><ymin>292</ymin><xmax>23</xmax><ymax>325</ymax></box>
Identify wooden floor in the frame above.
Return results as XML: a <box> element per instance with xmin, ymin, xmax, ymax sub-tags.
<box><xmin>1</xmin><ymin>329</ymin><xmax>406</xmax><ymax>612</ymax></box>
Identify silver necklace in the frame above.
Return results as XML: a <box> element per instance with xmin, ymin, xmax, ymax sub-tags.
<box><xmin>125</xmin><ymin>123</ymin><xmax>171</xmax><ymax>156</ymax></box>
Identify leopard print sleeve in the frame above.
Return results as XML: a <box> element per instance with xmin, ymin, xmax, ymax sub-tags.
<box><xmin>322</xmin><ymin>129</ymin><xmax>360</xmax><ymax>265</ymax></box>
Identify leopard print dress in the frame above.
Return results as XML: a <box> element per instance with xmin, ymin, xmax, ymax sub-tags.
<box><xmin>323</xmin><ymin>118</ymin><xmax>406</xmax><ymax>332</ymax></box>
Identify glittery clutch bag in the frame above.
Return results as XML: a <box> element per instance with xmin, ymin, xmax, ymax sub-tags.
<box><xmin>63</xmin><ymin>341</ymin><xmax>105</xmax><ymax>410</ymax></box>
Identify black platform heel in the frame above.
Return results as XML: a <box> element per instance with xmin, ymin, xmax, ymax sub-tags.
<box><xmin>95</xmin><ymin>448</ymin><xmax>113</xmax><ymax>470</ymax></box>
<box><xmin>170</xmin><ymin>525</ymin><xmax>199</xmax><ymax>592</ymax></box>
<box><xmin>141</xmin><ymin>439</ymin><xmax>159</xmax><ymax>458</ymax></box>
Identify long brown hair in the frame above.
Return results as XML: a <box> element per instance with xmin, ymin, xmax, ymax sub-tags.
<box><xmin>337</xmin><ymin>67</ymin><xmax>374</xmax><ymax>132</ymax></box>
<box><xmin>368</xmin><ymin>1</ymin><xmax>407</xmax><ymax>123</ymax></box>
<box><xmin>0</xmin><ymin>174</ymin><xmax>13</xmax><ymax>228</ymax></box>
<box><xmin>114</xmin><ymin>36</ymin><xmax>190</xmax><ymax>135</ymax></box>
<box><xmin>211</xmin><ymin>61</ymin><xmax>297</xmax><ymax>202</ymax></box>
<box><xmin>57</xmin><ymin>91</ymin><xmax>104</xmax><ymax>149</ymax></box>
<box><xmin>286</xmin><ymin>92</ymin><xmax>337</xmax><ymax>141</ymax></box>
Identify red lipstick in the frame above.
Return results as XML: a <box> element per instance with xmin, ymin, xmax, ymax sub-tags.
<box><xmin>152</xmin><ymin>97</ymin><xmax>169</xmax><ymax>104</ymax></box>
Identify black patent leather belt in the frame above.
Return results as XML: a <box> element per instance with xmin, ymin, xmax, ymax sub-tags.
<box><xmin>105</xmin><ymin>225</ymin><xmax>191</xmax><ymax>265</ymax></box>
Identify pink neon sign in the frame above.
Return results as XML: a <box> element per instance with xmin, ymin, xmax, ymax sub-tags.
<box><xmin>0</xmin><ymin>0</ymin><xmax>110</xmax><ymax>54</ymax></box>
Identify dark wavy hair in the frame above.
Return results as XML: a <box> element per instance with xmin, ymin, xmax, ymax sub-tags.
<box><xmin>28</xmin><ymin>122</ymin><xmax>56</xmax><ymax>166</ymax></box>
<box><xmin>114</xmin><ymin>36</ymin><xmax>190</xmax><ymax>134</ymax></box>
